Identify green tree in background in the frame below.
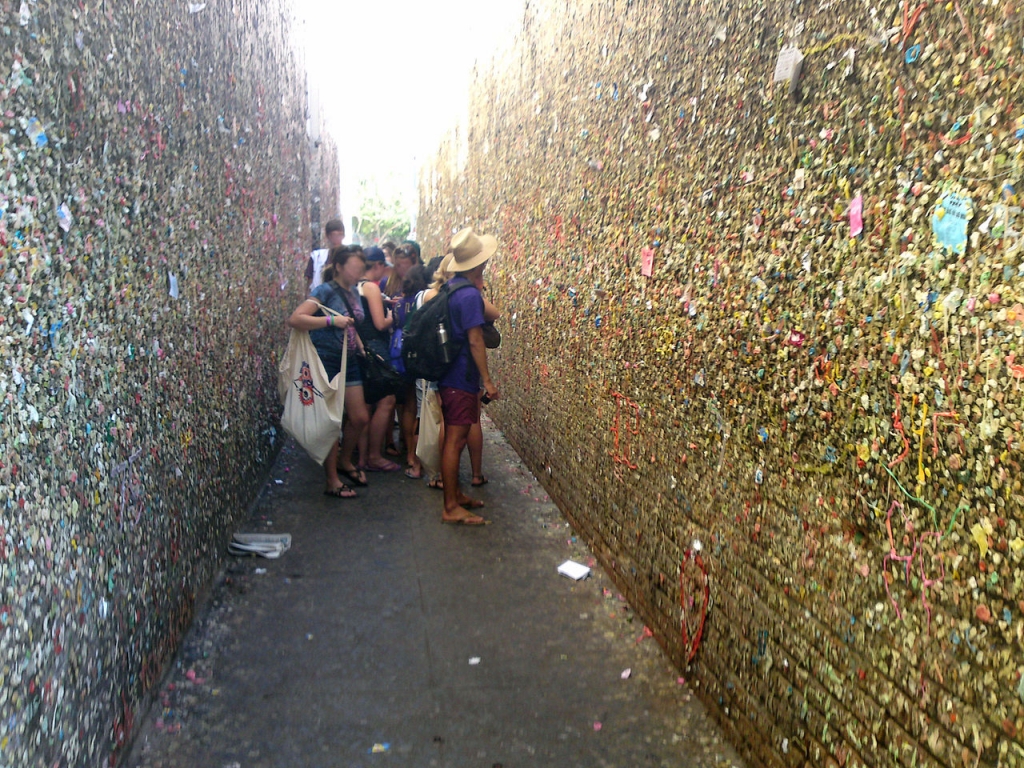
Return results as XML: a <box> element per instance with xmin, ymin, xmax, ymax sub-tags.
<box><xmin>352</xmin><ymin>177</ymin><xmax>412</xmax><ymax>244</ymax></box>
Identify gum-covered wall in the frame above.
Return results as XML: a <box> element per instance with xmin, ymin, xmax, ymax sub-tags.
<box><xmin>420</xmin><ymin>0</ymin><xmax>1024</xmax><ymax>765</ymax></box>
<box><xmin>0</xmin><ymin>1</ymin><xmax>336</xmax><ymax>764</ymax></box>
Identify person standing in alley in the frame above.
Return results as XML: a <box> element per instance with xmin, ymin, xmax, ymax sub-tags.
<box><xmin>355</xmin><ymin>247</ymin><xmax>401</xmax><ymax>472</ymax></box>
<box><xmin>289</xmin><ymin>246</ymin><xmax>372</xmax><ymax>498</ymax></box>
<box><xmin>394</xmin><ymin>265</ymin><xmax>430</xmax><ymax>478</ymax></box>
<box><xmin>379</xmin><ymin>243</ymin><xmax>419</xmax><ymax>459</ymax></box>
<box><xmin>439</xmin><ymin>228</ymin><xmax>500</xmax><ymax>525</ymax></box>
<box><xmin>379</xmin><ymin>240</ymin><xmax>397</xmax><ymax>291</ymax></box>
<box><xmin>382</xmin><ymin>243</ymin><xmax>422</xmax><ymax>298</ymax></box>
<box><xmin>306</xmin><ymin>218</ymin><xmax>345</xmax><ymax>292</ymax></box>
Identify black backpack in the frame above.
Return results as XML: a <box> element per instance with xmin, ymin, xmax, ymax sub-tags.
<box><xmin>401</xmin><ymin>282</ymin><xmax>474</xmax><ymax>381</ymax></box>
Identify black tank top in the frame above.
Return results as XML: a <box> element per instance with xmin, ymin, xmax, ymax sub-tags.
<box><xmin>357</xmin><ymin>283</ymin><xmax>391</xmax><ymax>347</ymax></box>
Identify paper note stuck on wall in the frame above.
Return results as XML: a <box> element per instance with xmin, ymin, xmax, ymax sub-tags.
<box><xmin>849</xmin><ymin>194</ymin><xmax>863</xmax><ymax>237</ymax></box>
<box><xmin>773</xmin><ymin>46</ymin><xmax>803</xmax><ymax>83</ymax></box>
<box><xmin>641</xmin><ymin>246</ymin><xmax>654</xmax><ymax>277</ymax></box>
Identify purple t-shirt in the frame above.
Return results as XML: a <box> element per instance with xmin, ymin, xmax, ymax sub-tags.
<box><xmin>439</xmin><ymin>277</ymin><xmax>485</xmax><ymax>392</ymax></box>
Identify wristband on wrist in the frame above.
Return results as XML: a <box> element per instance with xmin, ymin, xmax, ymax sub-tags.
<box><xmin>326</xmin><ymin>315</ymin><xmax>332</xmax><ymax>327</ymax></box>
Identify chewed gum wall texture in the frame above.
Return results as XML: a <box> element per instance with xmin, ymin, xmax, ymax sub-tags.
<box><xmin>0</xmin><ymin>0</ymin><xmax>338</xmax><ymax>765</ymax></box>
<box><xmin>419</xmin><ymin>0</ymin><xmax>1024</xmax><ymax>766</ymax></box>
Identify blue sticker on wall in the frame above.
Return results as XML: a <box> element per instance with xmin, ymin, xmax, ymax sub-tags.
<box><xmin>931</xmin><ymin>191</ymin><xmax>974</xmax><ymax>254</ymax></box>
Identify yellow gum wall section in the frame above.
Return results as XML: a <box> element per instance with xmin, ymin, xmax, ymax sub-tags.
<box><xmin>0</xmin><ymin>1</ymin><xmax>336</xmax><ymax>765</ymax></box>
<box><xmin>420</xmin><ymin>0</ymin><xmax>1024</xmax><ymax>766</ymax></box>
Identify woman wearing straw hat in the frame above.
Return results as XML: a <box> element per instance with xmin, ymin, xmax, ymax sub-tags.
<box><xmin>438</xmin><ymin>228</ymin><xmax>501</xmax><ymax>525</ymax></box>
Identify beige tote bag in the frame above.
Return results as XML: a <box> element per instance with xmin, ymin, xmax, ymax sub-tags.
<box><xmin>277</xmin><ymin>307</ymin><xmax>348</xmax><ymax>465</ymax></box>
<box><xmin>416</xmin><ymin>387</ymin><xmax>443</xmax><ymax>475</ymax></box>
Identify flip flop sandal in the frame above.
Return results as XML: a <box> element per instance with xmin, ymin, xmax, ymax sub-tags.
<box><xmin>340</xmin><ymin>468</ymin><xmax>368</xmax><ymax>487</ymax></box>
<box><xmin>471</xmin><ymin>475</ymin><xmax>489</xmax><ymax>487</ymax></box>
<box><xmin>404</xmin><ymin>468</ymin><xmax>423</xmax><ymax>479</ymax></box>
<box><xmin>458</xmin><ymin>498</ymin><xmax>486</xmax><ymax>510</ymax></box>
<box><xmin>324</xmin><ymin>484</ymin><xmax>357</xmax><ymax>499</ymax></box>
<box><xmin>365</xmin><ymin>460</ymin><xmax>401</xmax><ymax>472</ymax></box>
<box><xmin>441</xmin><ymin>513</ymin><xmax>490</xmax><ymax>526</ymax></box>
<box><xmin>427</xmin><ymin>478</ymin><xmax>444</xmax><ymax>490</ymax></box>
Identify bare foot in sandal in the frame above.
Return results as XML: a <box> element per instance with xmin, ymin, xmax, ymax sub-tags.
<box><xmin>456</xmin><ymin>493</ymin><xmax>484</xmax><ymax>509</ymax></box>
<box><xmin>338</xmin><ymin>466</ymin><xmax>368</xmax><ymax>487</ymax></box>
<box><xmin>364</xmin><ymin>459</ymin><xmax>401</xmax><ymax>472</ymax></box>
<box><xmin>324</xmin><ymin>484</ymin><xmax>357</xmax><ymax>499</ymax></box>
<box><xmin>442</xmin><ymin>506</ymin><xmax>488</xmax><ymax>525</ymax></box>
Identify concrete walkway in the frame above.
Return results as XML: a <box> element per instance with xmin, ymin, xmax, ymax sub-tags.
<box><xmin>127</xmin><ymin>416</ymin><xmax>744</xmax><ymax>768</ymax></box>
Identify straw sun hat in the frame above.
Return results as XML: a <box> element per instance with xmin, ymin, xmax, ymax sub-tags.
<box><xmin>449</xmin><ymin>227</ymin><xmax>498</xmax><ymax>272</ymax></box>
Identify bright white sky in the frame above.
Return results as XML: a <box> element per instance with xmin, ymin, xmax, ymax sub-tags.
<box><xmin>294</xmin><ymin>0</ymin><xmax>524</xmax><ymax>234</ymax></box>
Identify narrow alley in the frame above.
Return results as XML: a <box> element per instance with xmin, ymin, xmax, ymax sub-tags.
<box><xmin>126</xmin><ymin>417</ymin><xmax>744</xmax><ymax>768</ymax></box>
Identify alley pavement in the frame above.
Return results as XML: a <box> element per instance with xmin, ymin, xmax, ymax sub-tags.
<box><xmin>127</xmin><ymin>415</ymin><xmax>745</xmax><ymax>768</ymax></box>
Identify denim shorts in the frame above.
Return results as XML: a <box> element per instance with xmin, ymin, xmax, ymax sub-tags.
<box><xmin>320</xmin><ymin>353</ymin><xmax>362</xmax><ymax>388</ymax></box>
<box><xmin>416</xmin><ymin>379</ymin><xmax>439</xmax><ymax>418</ymax></box>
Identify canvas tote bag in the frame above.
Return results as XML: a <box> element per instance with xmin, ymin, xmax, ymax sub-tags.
<box><xmin>277</xmin><ymin>305</ymin><xmax>349</xmax><ymax>465</ymax></box>
<box><xmin>416</xmin><ymin>387</ymin><xmax>443</xmax><ymax>475</ymax></box>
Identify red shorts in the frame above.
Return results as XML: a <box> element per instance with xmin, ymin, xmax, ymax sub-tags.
<box><xmin>440</xmin><ymin>387</ymin><xmax>480</xmax><ymax>426</ymax></box>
